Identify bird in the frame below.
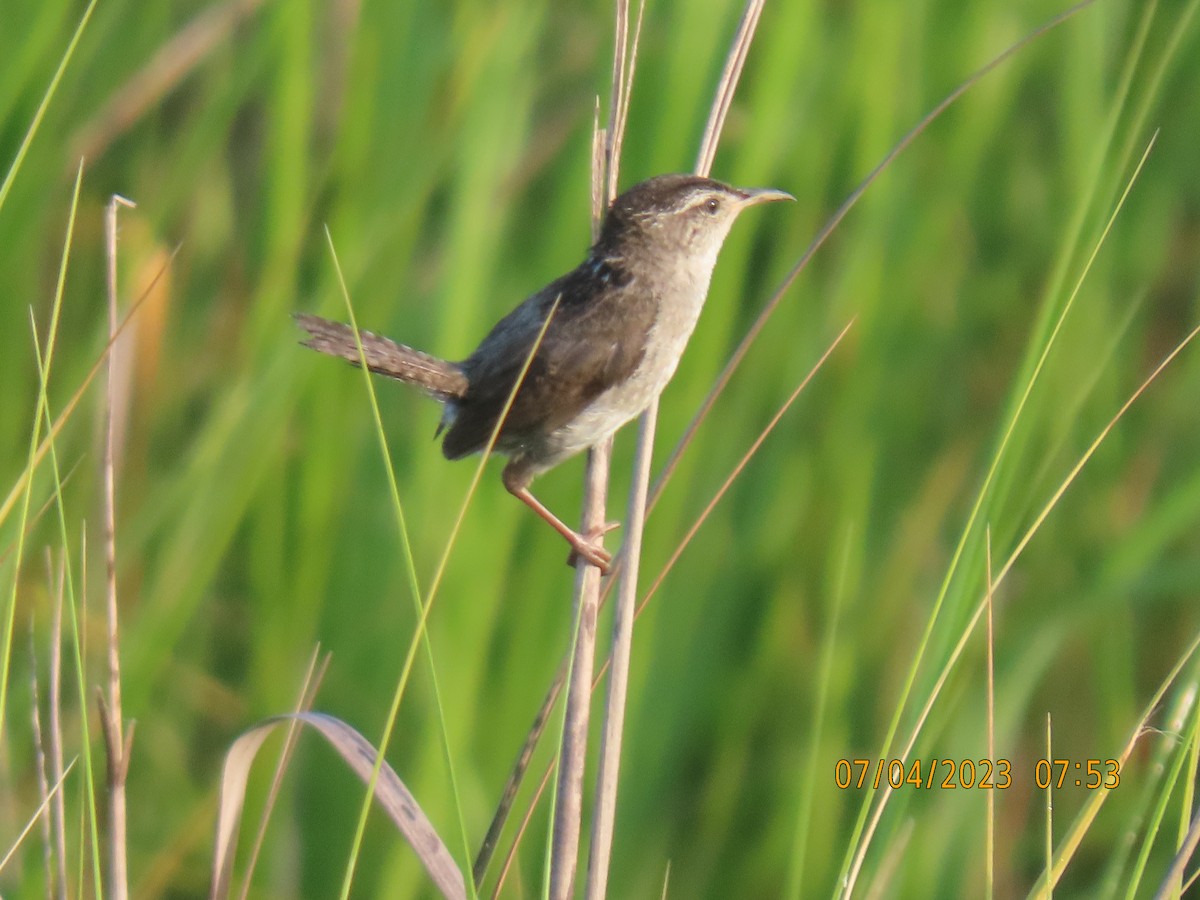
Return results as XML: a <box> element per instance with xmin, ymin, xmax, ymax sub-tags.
<box><xmin>295</xmin><ymin>173</ymin><xmax>792</xmax><ymax>573</ymax></box>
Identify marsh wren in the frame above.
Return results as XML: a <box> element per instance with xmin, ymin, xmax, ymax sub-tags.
<box><xmin>296</xmin><ymin>174</ymin><xmax>791</xmax><ymax>572</ymax></box>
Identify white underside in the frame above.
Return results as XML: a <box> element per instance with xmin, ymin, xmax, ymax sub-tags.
<box><xmin>534</xmin><ymin>244</ymin><xmax>720</xmax><ymax>471</ymax></box>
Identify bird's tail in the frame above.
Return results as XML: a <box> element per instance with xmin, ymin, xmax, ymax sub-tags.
<box><xmin>294</xmin><ymin>313</ymin><xmax>469</xmax><ymax>401</ymax></box>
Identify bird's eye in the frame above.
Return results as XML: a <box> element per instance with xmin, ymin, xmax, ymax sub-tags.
<box><xmin>703</xmin><ymin>197</ymin><xmax>721</xmax><ymax>214</ymax></box>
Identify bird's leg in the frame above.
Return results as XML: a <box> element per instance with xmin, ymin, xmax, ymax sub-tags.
<box><xmin>502</xmin><ymin>462</ymin><xmax>613</xmax><ymax>573</ymax></box>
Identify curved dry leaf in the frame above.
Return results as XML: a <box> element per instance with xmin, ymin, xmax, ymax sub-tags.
<box><xmin>210</xmin><ymin>712</ymin><xmax>466</xmax><ymax>900</ymax></box>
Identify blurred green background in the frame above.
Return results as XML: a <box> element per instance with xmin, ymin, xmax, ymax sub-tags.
<box><xmin>2</xmin><ymin>0</ymin><xmax>1199</xmax><ymax>896</ymax></box>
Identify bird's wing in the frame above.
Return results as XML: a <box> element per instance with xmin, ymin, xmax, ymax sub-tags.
<box><xmin>441</xmin><ymin>264</ymin><xmax>654</xmax><ymax>460</ymax></box>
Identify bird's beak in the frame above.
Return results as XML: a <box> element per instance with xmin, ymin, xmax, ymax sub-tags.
<box><xmin>737</xmin><ymin>187</ymin><xmax>795</xmax><ymax>206</ymax></box>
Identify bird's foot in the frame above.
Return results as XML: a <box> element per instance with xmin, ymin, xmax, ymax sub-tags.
<box><xmin>565</xmin><ymin>522</ymin><xmax>620</xmax><ymax>573</ymax></box>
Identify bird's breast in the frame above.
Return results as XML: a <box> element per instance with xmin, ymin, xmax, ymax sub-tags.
<box><xmin>536</xmin><ymin>267</ymin><xmax>714</xmax><ymax>468</ymax></box>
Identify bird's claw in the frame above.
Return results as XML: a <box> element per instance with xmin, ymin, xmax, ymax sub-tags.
<box><xmin>565</xmin><ymin>522</ymin><xmax>619</xmax><ymax>574</ymax></box>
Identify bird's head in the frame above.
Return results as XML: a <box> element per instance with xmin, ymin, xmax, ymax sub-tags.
<box><xmin>597</xmin><ymin>174</ymin><xmax>793</xmax><ymax>266</ymax></box>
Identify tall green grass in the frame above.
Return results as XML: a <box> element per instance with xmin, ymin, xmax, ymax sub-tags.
<box><xmin>2</xmin><ymin>0</ymin><xmax>1199</xmax><ymax>897</ymax></box>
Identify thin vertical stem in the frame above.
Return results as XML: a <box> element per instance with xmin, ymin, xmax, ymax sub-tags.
<box><xmin>549</xmin><ymin>99</ymin><xmax>618</xmax><ymax>899</ymax></box>
<box><xmin>695</xmin><ymin>0</ymin><xmax>766</xmax><ymax>176</ymax></box>
<box><xmin>583</xmin><ymin>407</ymin><xmax>654</xmax><ymax>900</ymax></box>
<box><xmin>100</xmin><ymin>193</ymin><xmax>136</xmax><ymax>900</ymax></box>
<box><xmin>583</xmin><ymin>3</ymin><xmax>766</xmax><ymax>897</ymax></box>
<box><xmin>548</xmin><ymin>468</ymin><xmax>607</xmax><ymax>899</ymax></box>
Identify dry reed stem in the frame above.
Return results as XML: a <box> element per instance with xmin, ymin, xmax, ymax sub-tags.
<box><xmin>484</xmin><ymin>0</ymin><xmax>806</xmax><ymax>883</ymax></box>
<box><xmin>550</xmin><ymin>490</ymin><xmax>605</xmax><ymax>898</ymax></box>
<box><xmin>484</xmin><ymin>0</ymin><xmax>1062</xmax><ymax>871</ymax></box>
<box><xmin>694</xmin><ymin>0</ymin><xmax>766</xmax><ymax>176</ymax></box>
<box><xmin>604</xmin><ymin>0</ymin><xmax>646</xmax><ymax>204</ymax></box>
<box><xmin>547</xmin><ymin>113</ymin><xmax>606</xmax><ymax>900</ymax></box>
<box><xmin>489</xmin><ymin>0</ymin><xmax>1075</xmax><ymax>886</ymax></box>
<box><xmin>100</xmin><ymin>193</ymin><xmax>136</xmax><ymax>900</ymax></box>
<box><xmin>583</xmin><ymin>410</ymin><xmax>654</xmax><ymax>900</ymax></box>
<box><xmin>492</xmin><ymin>319</ymin><xmax>851</xmax><ymax>897</ymax></box>
<box><xmin>550</xmin><ymin>8</ymin><xmax>633</xmax><ymax>889</ymax></box>
<box><xmin>583</xmin><ymin>5</ymin><xmax>765</xmax><ymax>895</ymax></box>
